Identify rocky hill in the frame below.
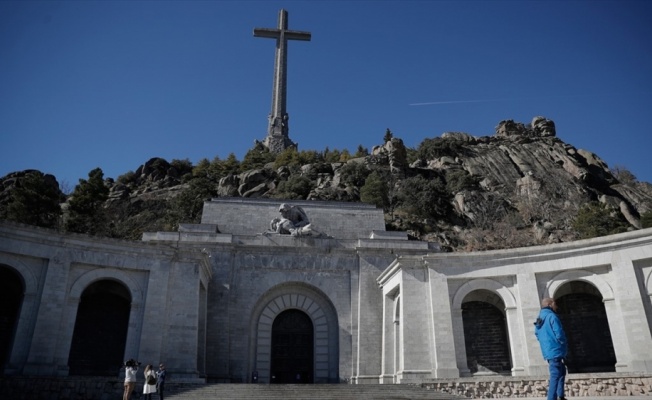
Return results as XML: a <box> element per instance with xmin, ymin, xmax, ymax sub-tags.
<box><xmin>2</xmin><ymin>116</ymin><xmax>651</xmax><ymax>251</ymax></box>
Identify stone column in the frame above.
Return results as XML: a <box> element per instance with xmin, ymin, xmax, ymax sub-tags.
<box><xmin>505</xmin><ymin>305</ymin><xmax>527</xmax><ymax>375</ymax></box>
<box><xmin>353</xmin><ymin>254</ymin><xmax>391</xmax><ymax>384</ymax></box>
<box><xmin>516</xmin><ymin>271</ymin><xmax>548</xmax><ymax>376</ymax></box>
<box><xmin>398</xmin><ymin>267</ymin><xmax>431</xmax><ymax>383</ymax></box>
<box><xmin>607</xmin><ymin>254</ymin><xmax>652</xmax><ymax>372</ymax></box>
<box><xmin>426</xmin><ymin>267</ymin><xmax>459</xmax><ymax>378</ymax></box>
<box><xmin>379</xmin><ymin>292</ymin><xmax>396</xmax><ymax>383</ymax></box>
<box><xmin>450</xmin><ymin>308</ymin><xmax>471</xmax><ymax>376</ymax></box>
<box><xmin>23</xmin><ymin>252</ymin><xmax>71</xmax><ymax>376</ymax></box>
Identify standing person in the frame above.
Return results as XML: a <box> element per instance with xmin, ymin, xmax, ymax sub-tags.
<box><xmin>534</xmin><ymin>298</ymin><xmax>568</xmax><ymax>400</ymax></box>
<box><xmin>123</xmin><ymin>359</ymin><xmax>139</xmax><ymax>400</ymax></box>
<box><xmin>156</xmin><ymin>363</ymin><xmax>167</xmax><ymax>400</ymax></box>
<box><xmin>143</xmin><ymin>364</ymin><xmax>157</xmax><ymax>400</ymax></box>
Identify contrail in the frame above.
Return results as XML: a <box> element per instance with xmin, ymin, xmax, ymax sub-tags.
<box><xmin>409</xmin><ymin>99</ymin><xmax>507</xmax><ymax>106</ymax></box>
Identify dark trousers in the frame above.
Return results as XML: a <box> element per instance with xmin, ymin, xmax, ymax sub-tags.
<box><xmin>547</xmin><ymin>358</ymin><xmax>566</xmax><ymax>400</ymax></box>
<box><xmin>157</xmin><ymin>382</ymin><xmax>165</xmax><ymax>400</ymax></box>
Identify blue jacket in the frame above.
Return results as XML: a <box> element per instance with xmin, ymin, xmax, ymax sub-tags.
<box><xmin>534</xmin><ymin>307</ymin><xmax>568</xmax><ymax>361</ymax></box>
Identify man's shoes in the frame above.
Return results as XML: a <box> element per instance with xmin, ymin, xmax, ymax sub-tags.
<box><xmin>559</xmin><ymin>397</ymin><xmax>567</xmax><ymax>400</ymax></box>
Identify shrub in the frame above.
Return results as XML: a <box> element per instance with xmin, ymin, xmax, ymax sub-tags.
<box><xmin>572</xmin><ymin>202</ymin><xmax>629</xmax><ymax>239</ymax></box>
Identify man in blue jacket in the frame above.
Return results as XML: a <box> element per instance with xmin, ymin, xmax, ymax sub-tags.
<box><xmin>534</xmin><ymin>298</ymin><xmax>568</xmax><ymax>400</ymax></box>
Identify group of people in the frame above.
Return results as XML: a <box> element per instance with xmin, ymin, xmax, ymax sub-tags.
<box><xmin>123</xmin><ymin>361</ymin><xmax>167</xmax><ymax>400</ymax></box>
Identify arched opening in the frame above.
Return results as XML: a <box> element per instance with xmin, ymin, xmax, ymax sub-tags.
<box><xmin>68</xmin><ymin>279</ymin><xmax>131</xmax><ymax>376</ymax></box>
<box><xmin>461</xmin><ymin>290</ymin><xmax>511</xmax><ymax>374</ymax></box>
<box><xmin>555</xmin><ymin>281</ymin><xmax>616</xmax><ymax>373</ymax></box>
<box><xmin>0</xmin><ymin>265</ymin><xmax>24</xmax><ymax>373</ymax></box>
<box><xmin>270</xmin><ymin>309</ymin><xmax>314</xmax><ymax>383</ymax></box>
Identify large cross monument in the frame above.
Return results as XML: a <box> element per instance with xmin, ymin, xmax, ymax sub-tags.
<box><xmin>254</xmin><ymin>9</ymin><xmax>311</xmax><ymax>153</ymax></box>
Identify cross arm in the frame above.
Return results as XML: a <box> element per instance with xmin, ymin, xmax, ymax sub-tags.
<box><xmin>253</xmin><ymin>28</ymin><xmax>280</xmax><ymax>38</ymax></box>
<box><xmin>285</xmin><ymin>31</ymin><xmax>312</xmax><ymax>41</ymax></box>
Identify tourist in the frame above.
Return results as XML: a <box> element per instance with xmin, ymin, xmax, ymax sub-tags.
<box><xmin>534</xmin><ymin>298</ymin><xmax>568</xmax><ymax>400</ymax></box>
<box><xmin>157</xmin><ymin>363</ymin><xmax>167</xmax><ymax>400</ymax></box>
<box><xmin>143</xmin><ymin>364</ymin><xmax>157</xmax><ymax>400</ymax></box>
<box><xmin>123</xmin><ymin>359</ymin><xmax>139</xmax><ymax>400</ymax></box>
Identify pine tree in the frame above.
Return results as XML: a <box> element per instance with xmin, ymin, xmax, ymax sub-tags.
<box><xmin>5</xmin><ymin>171</ymin><xmax>62</xmax><ymax>228</ymax></box>
<box><xmin>65</xmin><ymin>168</ymin><xmax>110</xmax><ymax>235</ymax></box>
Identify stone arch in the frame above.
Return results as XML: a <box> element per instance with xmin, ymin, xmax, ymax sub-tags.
<box><xmin>554</xmin><ymin>280</ymin><xmax>616</xmax><ymax>373</ymax></box>
<box><xmin>65</xmin><ymin>268</ymin><xmax>145</xmax><ymax>375</ymax></box>
<box><xmin>68</xmin><ymin>279</ymin><xmax>132</xmax><ymax>375</ymax></box>
<box><xmin>250</xmin><ymin>282</ymin><xmax>339</xmax><ymax>384</ymax></box>
<box><xmin>0</xmin><ymin>256</ymin><xmax>38</xmax><ymax>297</ymax></box>
<box><xmin>69</xmin><ymin>268</ymin><xmax>144</xmax><ymax>304</ymax></box>
<box><xmin>0</xmin><ymin>258</ymin><xmax>41</xmax><ymax>374</ymax></box>
<box><xmin>452</xmin><ymin>278</ymin><xmax>517</xmax><ymax>310</ymax></box>
<box><xmin>545</xmin><ymin>269</ymin><xmax>614</xmax><ymax>301</ymax></box>
<box><xmin>460</xmin><ymin>290</ymin><xmax>512</xmax><ymax>375</ymax></box>
<box><xmin>451</xmin><ymin>279</ymin><xmax>517</xmax><ymax>376</ymax></box>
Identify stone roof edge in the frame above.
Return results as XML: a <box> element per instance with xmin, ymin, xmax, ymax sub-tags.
<box><xmin>206</xmin><ymin>196</ymin><xmax>379</xmax><ymax>210</ymax></box>
<box><xmin>422</xmin><ymin>227</ymin><xmax>652</xmax><ymax>264</ymax></box>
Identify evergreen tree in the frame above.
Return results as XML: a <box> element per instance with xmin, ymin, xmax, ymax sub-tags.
<box><xmin>396</xmin><ymin>174</ymin><xmax>450</xmax><ymax>220</ymax></box>
<box><xmin>360</xmin><ymin>171</ymin><xmax>389</xmax><ymax>210</ymax></box>
<box><xmin>4</xmin><ymin>171</ymin><xmax>62</xmax><ymax>228</ymax></box>
<box><xmin>383</xmin><ymin>129</ymin><xmax>393</xmax><ymax>143</ymax></box>
<box><xmin>273</xmin><ymin>175</ymin><xmax>313</xmax><ymax>199</ymax></box>
<box><xmin>65</xmin><ymin>168</ymin><xmax>110</xmax><ymax>235</ymax></box>
<box><xmin>241</xmin><ymin>145</ymin><xmax>276</xmax><ymax>171</ymax></box>
<box><xmin>165</xmin><ymin>176</ymin><xmax>217</xmax><ymax>227</ymax></box>
<box><xmin>354</xmin><ymin>145</ymin><xmax>369</xmax><ymax>157</ymax></box>
<box><xmin>572</xmin><ymin>202</ymin><xmax>629</xmax><ymax>239</ymax></box>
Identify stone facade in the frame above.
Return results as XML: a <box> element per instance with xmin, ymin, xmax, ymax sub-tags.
<box><xmin>1</xmin><ymin>197</ymin><xmax>651</xmax><ymax>392</ymax></box>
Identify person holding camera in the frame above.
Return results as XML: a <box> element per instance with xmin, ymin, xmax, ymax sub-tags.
<box><xmin>123</xmin><ymin>359</ymin><xmax>140</xmax><ymax>400</ymax></box>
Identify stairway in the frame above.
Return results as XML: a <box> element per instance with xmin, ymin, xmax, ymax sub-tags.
<box><xmin>164</xmin><ymin>383</ymin><xmax>460</xmax><ymax>400</ymax></box>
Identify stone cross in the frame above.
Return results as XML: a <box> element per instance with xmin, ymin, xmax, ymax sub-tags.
<box><xmin>254</xmin><ymin>9</ymin><xmax>311</xmax><ymax>153</ymax></box>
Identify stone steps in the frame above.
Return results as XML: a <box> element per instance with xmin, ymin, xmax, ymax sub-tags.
<box><xmin>163</xmin><ymin>383</ymin><xmax>459</xmax><ymax>400</ymax></box>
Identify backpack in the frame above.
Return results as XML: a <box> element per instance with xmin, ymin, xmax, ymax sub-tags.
<box><xmin>147</xmin><ymin>372</ymin><xmax>157</xmax><ymax>385</ymax></box>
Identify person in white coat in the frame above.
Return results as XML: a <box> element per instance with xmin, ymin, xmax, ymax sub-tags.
<box><xmin>143</xmin><ymin>364</ymin><xmax>157</xmax><ymax>400</ymax></box>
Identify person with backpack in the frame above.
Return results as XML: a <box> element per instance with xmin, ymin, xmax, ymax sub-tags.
<box><xmin>143</xmin><ymin>364</ymin><xmax>157</xmax><ymax>400</ymax></box>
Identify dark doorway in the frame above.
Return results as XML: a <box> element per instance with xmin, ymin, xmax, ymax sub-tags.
<box><xmin>271</xmin><ymin>309</ymin><xmax>314</xmax><ymax>383</ymax></box>
<box><xmin>556</xmin><ymin>281</ymin><xmax>616</xmax><ymax>373</ymax></box>
<box><xmin>68</xmin><ymin>280</ymin><xmax>131</xmax><ymax>376</ymax></box>
<box><xmin>462</xmin><ymin>300</ymin><xmax>512</xmax><ymax>374</ymax></box>
<box><xmin>0</xmin><ymin>266</ymin><xmax>24</xmax><ymax>374</ymax></box>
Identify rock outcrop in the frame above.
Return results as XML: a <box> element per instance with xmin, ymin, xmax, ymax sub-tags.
<box><xmin>2</xmin><ymin>116</ymin><xmax>651</xmax><ymax>251</ymax></box>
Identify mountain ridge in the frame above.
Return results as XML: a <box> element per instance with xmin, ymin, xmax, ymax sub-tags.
<box><xmin>1</xmin><ymin>116</ymin><xmax>651</xmax><ymax>251</ymax></box>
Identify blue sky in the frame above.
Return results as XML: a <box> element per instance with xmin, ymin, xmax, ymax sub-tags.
<box><xmin>1</xmin><ymin>0</ymin><xmax>651</xmax><ymax>188</ymax></box>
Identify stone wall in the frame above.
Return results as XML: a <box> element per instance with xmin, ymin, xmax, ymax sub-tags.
<box><xmin>422</xmin><ymin>374</ymin><xmax>652</xmax><ymax>398</ymax></box>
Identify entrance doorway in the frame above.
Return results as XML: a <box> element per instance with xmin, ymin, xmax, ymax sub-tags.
<box><xmin>270</xmin><ymin>309</ymin><xmax>314</xmax><ymax>383</ymax></box>
<box><xmin>556</xmin><ymin>281</ymin><xmax>616</xmax><ymax>373</ymax></box>
<box><xmin>68</xmin><ymin>280</ymin><xmax>131</xmax><ymax>376</ymax></box>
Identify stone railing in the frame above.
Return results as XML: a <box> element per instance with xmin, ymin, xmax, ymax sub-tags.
<box><xmin>422</xmin><ymin>373</ymin><xmax>652</xmax><ymax>398</ymax></box>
